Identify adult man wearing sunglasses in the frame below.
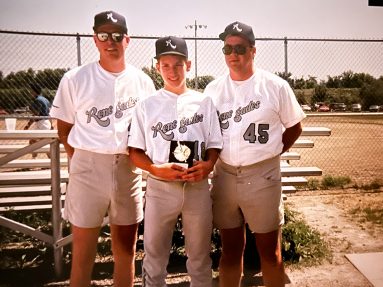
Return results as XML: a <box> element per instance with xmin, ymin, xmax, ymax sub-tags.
<box><xmin>204</xmin><ymin>21</ymin><xmax>306</xmax><ymax>287</ymax></box>
<box><xmin>50</xmin><ymin>10</ymin><xmax>155</xmax><ymax>287</ymax></box>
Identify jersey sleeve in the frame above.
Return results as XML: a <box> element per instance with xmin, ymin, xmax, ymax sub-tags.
<box><xmin>49</xmin><ymin>73</ymin><xmax>76</xmax><ymax>124</ymax></box>
<box><xmin>206</xmin><ymin>98</ymin><xmax>223</xmax><ymax>150</ymax></box>
<box><xmin>278</xmin><ymin>81</ymin><xmax>306</xmax><ymax>128</ymax></box>
<box><xmin>128</xmin><ymin>100</ymin><xmax>146</xmax><ymax>151</ymax></box>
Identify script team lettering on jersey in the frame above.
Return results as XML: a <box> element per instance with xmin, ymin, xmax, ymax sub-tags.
<box><xmin>218</xmin><ymin>100</ymin><xmax>261</xmax><ymax>129</ymax></box>
<box><xmin>151</xmin><ymin>112</ymin><xmax>204</xmax><ymax>141</ymax></box>
<box><xmin>151</xmin><ymin>120</ymin><xmax>177</xmax><ymax>141</ymax></box>
<box><xmin>179</xmin><ymin>113</ymin><xmax>204</xmax><ymax>133</ymax></box>
<box><xmin>85</xmin><ymin>97</ymin><xmax>139</xmax><ymax>127</ymax></box>
<box><xmin>115</xmin><ymin>98</ymin><xmax>139</xmax><ymax>118</ymax></box>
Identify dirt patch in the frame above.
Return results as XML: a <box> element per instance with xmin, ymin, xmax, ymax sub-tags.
<box><xmin>284</xmin><ymin>188</ymin><xmax>383</xmax><ymax>287</ymax></box>
<box><xmin>2</xmin><ymin>189</ymin><xmax>382</xmax><ymax>286</ymax></box>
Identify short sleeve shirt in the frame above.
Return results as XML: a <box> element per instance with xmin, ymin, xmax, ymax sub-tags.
<box><xmin>50</xmin><ymin>62</ymin><xmax>156</xmax><ymax>154</ymax></box>
<box><xmin>204</xmin><ymin>68</ymin><xmax>306</xmax><ymax>166</ymax></box>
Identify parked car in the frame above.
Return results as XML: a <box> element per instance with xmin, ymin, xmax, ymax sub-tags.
<box><xmin>301</xmin><ymin>104</ymin><xmax>312</xmax><ymax>112</ymax></box>
<box><xmin>351</xmin><ymin>103</ymin><xmax>362</xmax><ymax>112</ymax></box>
<box><xmin>318</xmin><ymin>105</ymin><xmax>330</xmax><ymax>112</ymax></box>
<box><xmin>329</xmin><ymin>103</ymin><xmax>347</xmax><ymax>112</ymax></box>
<box><xmin>369</xmin><ymin>105</ymin><xmax>379</xmax><ymax>112</ymax></box>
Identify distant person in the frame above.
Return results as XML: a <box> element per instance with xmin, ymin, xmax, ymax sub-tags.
<box><xmin>24</xmin><ymin>83</ymin><xmax>52</xmax><ymax>130</ymax></box>
<box><xmin>24</xmin><ymin>83</ymin><xmax>52</xmax><ymax>158</ymax></box>
<box><xmin>49</xmin><ymin>10</ymin><xmax>155</xmax><ymax>287</ymax></box>
<box><xmin>204</xmin><ymin>21</ymin><xmax>306</xmax><ymax>287</ymax></box>
<box><xmin>128</xmin><ymin>36</ymin><xmax>223</xmax><ymax>286</ymax></box>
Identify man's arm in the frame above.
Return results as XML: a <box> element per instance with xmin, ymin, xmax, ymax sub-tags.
<box><xmin>281</xmin><ymin>122</ymin><xmax>303</xmax><ymax>154</ymax></box>
<box><xmin>57</xmin><ymin>119</ymin><xmax>74</xmax><ymax>158</ymax></box>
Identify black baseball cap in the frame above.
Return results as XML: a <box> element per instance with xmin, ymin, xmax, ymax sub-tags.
<box><xmin>219</xmin><ymin>21</ymin><xmax>255</xmax><ymax>45</ymax></box>
<box><xmin>155</xmin><ymin>36</ymin><xmax>188</xmax><ymax>59</ymax></box>
<box><xmin>93</xmin><ymin>11</ymin><xmax>128</xmax><ymax>34</ymax></box>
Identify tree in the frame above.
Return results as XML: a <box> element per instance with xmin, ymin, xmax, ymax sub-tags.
<box><xmin>142</xmin><ymin>67</ymin><xmax>163</xmax><ymax>90</ymax></box>
<box><xmin>35</xmin><ymin>68</ymin><xmax>68</xmax><ymax>90</ymax></box>
<box><xmin>276</xmin><ymin>72</ymin><xmax>294</xmax><ymax>87</ymax></box>
<box><xmin>305</xmin><ymin>76</ymin><xmax>318</xmax><ymax>89</ymax></box>
<box><xmin>359</xmin><ymin>78</ymin><xmax>383</xmax><ymax>109</ymax></box>
<box><xmin>195</xmin><ymin>75</ymin><xmax>215</xmax><ymax>90</ymax></box>
<box><xmin>312</xmin><ymin>84</ymin><xmax>328</xmax><ymax>104</ymax></box>
<box><xmin>326</xmin><ymin>75</ymin><xmax>341</xmax><ymax>88</ymax></box>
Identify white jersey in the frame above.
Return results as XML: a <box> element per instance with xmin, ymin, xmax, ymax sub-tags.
<box><xmin>204</xmin><ymin>68</ymin><xmax>306</xmax><ymax>166</ymax></box>
<box><xmin>128</xmin><ymin>89</ymin><xmax>223</xmax><ymax>165</ymax></box>
<box><xmin>50</xmin><ymin>62</ymin><xmax>155</xmax><ymax>154</ymax></box>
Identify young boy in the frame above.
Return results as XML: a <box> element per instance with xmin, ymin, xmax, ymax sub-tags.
<box><xmin>128</xmin><ymin>36</ymin><xmax>223</xmax><ymax>286</ymax></box>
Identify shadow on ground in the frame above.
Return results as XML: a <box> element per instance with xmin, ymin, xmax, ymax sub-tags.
<box><xmin>0</xmin><ymin>254</ymin><xmax>269</xmax><ymax>287</ymax></box>
<box><xmin>0</xmin><ymin>234</ymin><xmax>291</xmax><ymax>286</ymax></box>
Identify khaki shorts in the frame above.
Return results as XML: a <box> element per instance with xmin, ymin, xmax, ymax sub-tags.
<box><xmin>64</xmin><ymin>149</ymin><xmax>143</xmax><ymax>228</ymax></box>
<box><xmin>211</xmin><ymin>156</ymin><xmax>284</xmax><ymax>234</ymax></box>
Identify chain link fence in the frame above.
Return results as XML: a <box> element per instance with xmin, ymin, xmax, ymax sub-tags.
<box><xmin>0</xmin><ymin>30</ymin><xmax>382</xmax><ymax>185</ymax></box>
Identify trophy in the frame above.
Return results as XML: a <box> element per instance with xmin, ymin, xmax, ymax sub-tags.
<box><xmin>169</xmin><ymin>140</ymin><xmax>196</xmax><ymax>169</ymax></box>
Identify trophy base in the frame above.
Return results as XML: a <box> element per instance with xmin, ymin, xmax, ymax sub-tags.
<box><xmin>172</xmin><ymin>162</ymin><xmax>188</xmax><ymax>169</ymax></box>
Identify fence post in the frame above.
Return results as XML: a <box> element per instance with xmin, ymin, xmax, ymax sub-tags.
<box><xmin>284</xmin><ymin>37</ymin><xmax>288</xmax><ymax>75</ymax></box>
<box><xmin>50</xmin><ymin>138</ymin><xmax>64</xmax><ymax>278</ymax></box>
<box><xmin>76</xmin><ymin>33</ymin><xmax>81</xmax><ymax>66</ymax></box>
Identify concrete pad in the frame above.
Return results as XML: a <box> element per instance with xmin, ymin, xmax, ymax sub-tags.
<box><xmin>345</xmin><ymin>252</ymin><xmax>383</xmax><ymax>287</ymax></box>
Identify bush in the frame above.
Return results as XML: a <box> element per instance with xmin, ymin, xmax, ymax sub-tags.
<box><xmin>282</xmin><ymin>206</ymin><xmax>330</xmax><ymax>265</ymax></box>
<box><xmin>321</xmin><ymin>175</ymin><xmax>351</xmax><ymax>189</ymax></box>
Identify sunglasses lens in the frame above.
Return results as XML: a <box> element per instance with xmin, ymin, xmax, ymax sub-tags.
<box><xmin>97</xmin><ymin>33</ymin><xmax>109</xmax><ymax>42</ymax></box>
<box><xmin>222</xmin><ymin>45</ymin><xmax>233</xmax><ymax>55</ymax></box>
<box><xmin>222</xmin><ymin>45</ymin><xmax>248</xmax><ymax>55</ymax></box>
<box><xmin>96</xmin><ymin>32</ymin><xmax>124</xmax><ymax>42</ymax></box>
<box><xmin>235</xmin><ymin>46</ymin><xmax>247</xmax><ymax>55</ymax></box>
<box><xmin>112</xmin><ymin>33</ymin><xmax>124</xmax><ymax>42</ymax></box>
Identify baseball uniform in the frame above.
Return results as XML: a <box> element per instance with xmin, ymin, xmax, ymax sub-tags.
<box><xmin>50</xmin><ymin>61</ymin><xmax>155</xmax><ymax>227</ymax></box>
<box><xmin>204</xmin><ymin>68</ymin><xmax>306</xmax><ymax>233</ymax></box>
<box><xmin>129</xmin><ymin>88</ymin><xmax>222</xmax><ymax>286</ymax></box>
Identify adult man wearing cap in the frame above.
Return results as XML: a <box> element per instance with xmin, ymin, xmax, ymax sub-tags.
<box><xmin>50</xmin><ymin>10</ymin><xmax>155</xmax><ymax>287</ymax></box>
<box><xmin>204</xmin><ymin>21</ymin><xmax>306</xmax><ymax>287</ymax></box>
<box><xmin>128</xmin><ymin>35</ymin><xmax>222</xmax><ymax>286</ymax></box>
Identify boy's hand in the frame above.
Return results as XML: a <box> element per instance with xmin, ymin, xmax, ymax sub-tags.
<box><xmin>181</xmin><ymin>160</ymin><xmax>214</xmax><ymax>182</ymax></box>
<box><xmin>150</xmin><ymin>163</ymin><xmax>187</xmax><ymax>181</ymax></box>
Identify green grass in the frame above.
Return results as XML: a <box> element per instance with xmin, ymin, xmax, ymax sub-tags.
<box><xmin>305</xmin><ymin>175</ymin><xmax>353</xmax><ymax>190</ymax></box>
<box><xmin>282</xmin><ymin>206</ymin><xmax>331</xmax><ymax>266</ymax></box>
<box><xmin>321</xmin><ymin>175</ymin><xmax>352</xmax><ymax>189</ymax></box>
<box><xmin>349</xmin><ymin>206</ymin><xmax>383</xmax><ymax>227</ymax></box>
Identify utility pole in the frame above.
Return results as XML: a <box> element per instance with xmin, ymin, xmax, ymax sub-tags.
<box><xmin>185</xmin><ymin>20</ymin><xmax>207</xmax><ymax>90</ymax></box>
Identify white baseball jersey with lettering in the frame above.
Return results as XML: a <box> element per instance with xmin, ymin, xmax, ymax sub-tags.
<box><xmin>50</xmin><ymin>62</ymin><xmax>155</xmax><ymax>154</ymax></box>
<box><xmin>204</xmin><ymin>68</ymin><xmax>306</xmax><ymax>166</ymax></box>
<box><xmin>128</xmin><ymin>89</ymin><xmax>223</xmax><ymax>164</ymax></box>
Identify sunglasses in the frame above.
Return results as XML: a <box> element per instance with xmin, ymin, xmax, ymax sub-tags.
<box><xmin>222</xmin><ymin>44</ymin><xmax>250</xmax><ymax>55</ymax></box>
<box><xmin>96</xmin><ymin>32</ymin><xmax>125</xmax><ymax>43</ymax></box>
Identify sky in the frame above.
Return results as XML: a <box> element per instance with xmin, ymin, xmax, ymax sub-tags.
<box><xmin>1</xmin><ymin>0</ymin><xmax>383</xmax><ymax>39</ymax></box>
